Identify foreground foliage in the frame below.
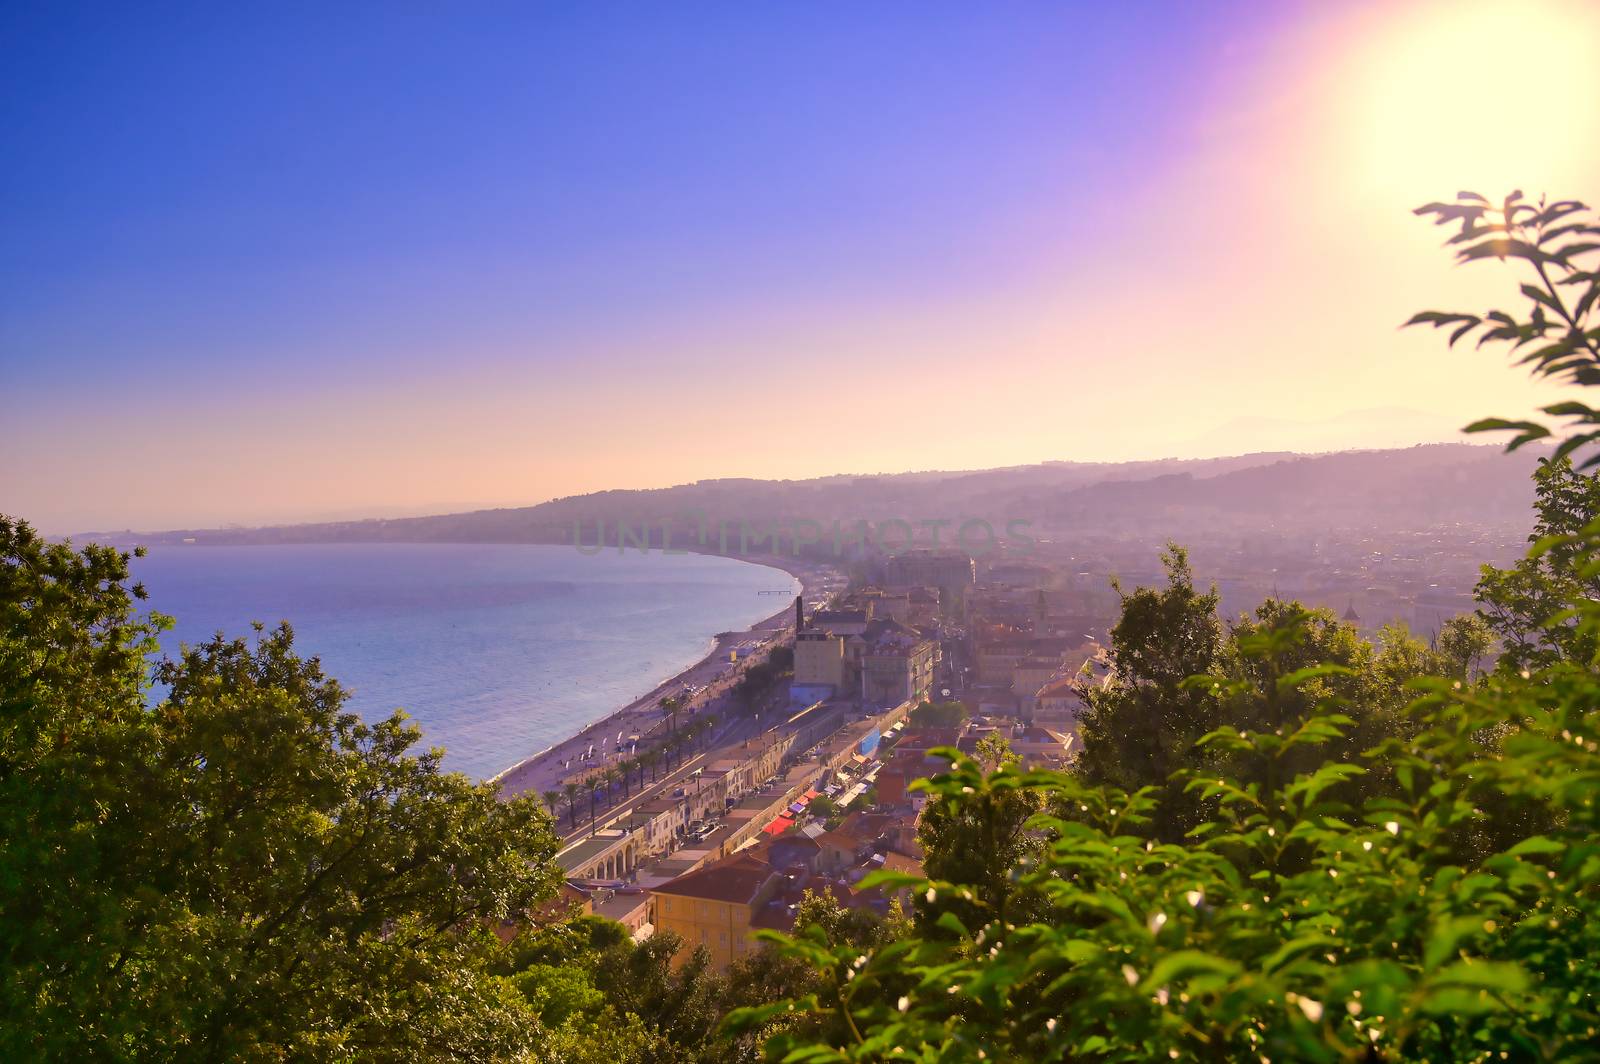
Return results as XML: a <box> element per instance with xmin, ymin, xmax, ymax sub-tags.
<box><xmin>1075</xmin><ymin>546</ymin><xmax>1446</xmax><ymax>842</ymax></box>
<box><xmin>0</xmin><ymin>520</ymin><xmax>563</xmax><ymax>1060</ymax></box>
<box><xmin>728</xmin><ymin>194</ymin><xmax>1600</xmax><ymax>1061</ymax></box>
<box><xmin>1407</xmin><ymin>191</ymin><xmax>1600</xmax><ymax>465</ymax></box>
<box><xmin>738</xmin><ymin>620</ymin><xmax>1600</xmax><ymax>1061</ymax></box>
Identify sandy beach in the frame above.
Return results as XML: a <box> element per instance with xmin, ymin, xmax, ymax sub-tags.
<box><xmin>493</xmin><ymin>553</ymin><xmax>839</xmax><ymax>802</ymax></box>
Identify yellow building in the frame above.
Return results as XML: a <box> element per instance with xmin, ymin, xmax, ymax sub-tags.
<box><xmin>794</xmin><ymin>629</ymin><xmax>846</xmax><ymax>689</ymax></box>
<box><xmin>649</xmin><ymin>851</ymin><xmax>780</xmax><ymax>970</ymax></box>
<box><xmin>1036</xmin><ymin>676</ymin><xmax>1082</xmax><ymax>722</ymax></box>
<box><xmin>976</xmin><ymin>642</ymin><xmax>1027</xmax><ymax>683</ymax></box>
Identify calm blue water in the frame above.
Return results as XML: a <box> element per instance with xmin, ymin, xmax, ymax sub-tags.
<box><xmin>132</xmin><ymin>544</ymin><xmax>799</xmax><ymax>779</ymax></box>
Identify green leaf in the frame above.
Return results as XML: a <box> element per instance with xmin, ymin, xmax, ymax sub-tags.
<box><xmin>1463</xmin><ymin>418</ymin><xmax>1549</xmax><ymax>438</ymax></box>
<box><xmin>1505</xmin><ymin>835</ymin><xmax>1565</xmax><ymax>858</ymax></box>
<box><xmin>1425</xmin><ymin>915</ymin><xmax>1487</xmax><ymax>971</ymax></box>
<box><xmin>1260</xmin><ymin>934</ymin><xmax>1340</xmax><ymax>974</ymax></box>
<box><xmin>1142</xmin><ymin>950</ymin><xmax>1241</xmax><ymax>989</ymax></box>
<box><xmin>1431</xmin><ymin>960</ymin><xmax>1530</xmax><ymax>995</ymax></box>
<box><xmin>1276</xmin><ymin>663</ymin><xmax>1355</xmax><ymax>692</ymax></box>
<box><xmin>857</xmin><ymin>870</ymin><xmax>927</xmax><ymax>893</ymax></box>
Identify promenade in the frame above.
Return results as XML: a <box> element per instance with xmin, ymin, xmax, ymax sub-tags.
<box><xmin>493</xmin><ymin>556</ymin><xmax>842</xmax><ymax>805</ymax></box>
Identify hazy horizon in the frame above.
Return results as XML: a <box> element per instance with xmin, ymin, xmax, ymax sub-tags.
<box><xmin>5</xmin><ymin>1</ymin><xmax>1597</xmax><ymax>533</ymax></box>
<box><xmin>70</xmin><ymin>429</ymin><xmax>1504</xmax><ymax>539</ymax></box>
<box><xmin>39</xmin><ymin>409</ymin><xmax>1471</xmax><ymax>535</ymax></box>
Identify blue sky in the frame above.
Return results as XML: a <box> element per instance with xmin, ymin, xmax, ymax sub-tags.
<box><xmin>3</xmin><ymin>2</ymin><xmax>1595</xmax><ymax>530</ymax></box>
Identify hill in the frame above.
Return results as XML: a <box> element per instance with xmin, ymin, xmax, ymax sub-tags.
<box><xmin>106</xmin><ymin>443</ymin><xmax>1537</xmax><ymax>551</ymax></box>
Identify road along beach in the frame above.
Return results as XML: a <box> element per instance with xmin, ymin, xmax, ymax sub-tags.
<box><xmin>492</xmin><ymin>554</ymin><xmax>840</xmax><ymax>802</ymax></box>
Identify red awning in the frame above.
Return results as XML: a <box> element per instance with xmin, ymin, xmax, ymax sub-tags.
<box><xmin>803</xmin><ymin>789</ymin><xmax>821</xmax><ymax>800</ymax></box>
<box><xmin>762</xmin><ymin>818</ymin><xmax>793</xmax><ymax>836</ymax></box>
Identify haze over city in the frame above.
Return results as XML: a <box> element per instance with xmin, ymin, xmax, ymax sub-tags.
<box><xmin>5</xmin><ymin>0</ymin><xmax>1598</xmax><ymax>532</ymax></box>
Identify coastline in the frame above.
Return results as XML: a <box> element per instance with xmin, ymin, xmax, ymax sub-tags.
<box><xmin>492</xmin><ymin>551</ymin><xmax>837</xmax><ymax>801</ymax></box>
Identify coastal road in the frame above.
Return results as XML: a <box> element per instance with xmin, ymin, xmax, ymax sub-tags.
<box><xmin>497</xmin><ymin>559</ymin><xmax>841</xmax><ymax>805</ymax></box>
<box><xmin>552</xmin><ymin>671</ymin><xmax>789</xmax><ymax>845</ymax></box>
<box><xmin>497</xmin><ymin>558</ymin><xmax>841</xmax><ymax>844</ymax></box>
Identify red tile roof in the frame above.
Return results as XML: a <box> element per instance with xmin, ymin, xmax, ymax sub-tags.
<box><xmin>880</xmin><ymin>852</ymin><xmax>924</xmax><ymax>877</ymax></box>
<box><xmin>651</xmin><ymin>852</ymin><xmax>776</xmax><ymax>905</ymax></box>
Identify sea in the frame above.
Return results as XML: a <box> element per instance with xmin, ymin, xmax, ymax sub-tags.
<box><xmin>131</xmin><ymin>543</ymin><xmax>800</xmax><ymax>780</ymax></box>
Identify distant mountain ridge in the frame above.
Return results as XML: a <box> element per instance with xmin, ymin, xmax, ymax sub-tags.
<box><xmin>103</xmin><ymin>443</ymin><xmax>1539</xmax><ymax>549</ymax></box>
<box><xmin>1045</xmin><ymin>445</ymin><xmax>1536</xmax><ymax>529</ymax></box>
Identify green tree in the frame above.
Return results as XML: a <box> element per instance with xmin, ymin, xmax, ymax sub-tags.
<box><xmin>908</xmin><ymin>700</ymin><xmax>969</xmax><ymax>729</ymax></box>
<box><xmin>1216</xmin><ymin>601</ymin><xmax>1436</xmax><ymax>800</ymax></box>
<box><xmin>806</xmin><ymin>794</ymin><xmax>837</xmax><ymax>822</ymax></box>
<box><xmin>564</xmin><ymin>781</ymin><xmax>582</xmax><ymax>830</ymax></box>
<box><xmin>588</xmin><ymin>931</ymin><xmax>726</xmax><ymax>1057</ymax></box>
<box><xmin>1082</xmin><ymin>575</ymin><xmax>1437</xmax><ymax>839</ymax></box>
<box><xmin>662</xmin><ymin>693</ymin><xmax>684</xmax><ymax>763</ymax></box>
<box><xmin>1075</xmin><ymin>544</ymin><xmax>1225</xmax><ymax>838</ymax></box>
<box><xmin>736</xmin><ymin>615</ymin><xmax>1600</xmax><ymax>1061</ymax></box>
<box><xmin>1408</xmin><ymin>192</ymin><xmax>1600</xmax><ymax>463</ymax></box>
<box><xmin>1476</xmin><ymin>456</ymin><xmax>1600</xmax><ymax>672</ymax></box>
<box><xmin>505</xmin><ymin>916</ymin><xmax>661</xmax><ymax>1064</ymax></box>
<box><xmin>0</xmin><ymin>518</ymin><xmax>563</xmax><ymax>1060</ymax></box>
<box><xmin>1437</xmin><ymin>613</ymin><xmax>1495</xmax><ymax>681</ymax></box>
<box><xmin>916</xmin><ymin>734</ymin><xmax>1041</xmax><ymax>930</ymax></box>
<box><xmin>717</xmin><ymin>889</ymin><xmax>912</xmax><ymax>1061</ymax></box>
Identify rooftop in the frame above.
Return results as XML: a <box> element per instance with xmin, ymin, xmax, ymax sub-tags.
<box><xmin>650</xmin><ymin>851</ymin><xmax>777</xmax><ymax>905</ymax></box>
<box><xmin>557</xmin><ymin>832</ymin><xmax>628</xmax><ymax>872</ymax></box>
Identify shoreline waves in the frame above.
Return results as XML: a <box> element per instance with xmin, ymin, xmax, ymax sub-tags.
<box><xmin>132</xmin><ymin>543</ymin><xmax>812</xmax><ymax>781</ymax></box>
<box><xmin>490</xmin><ymin>553</ymin><xmax>833</xmax><ymax>801</ymax></box>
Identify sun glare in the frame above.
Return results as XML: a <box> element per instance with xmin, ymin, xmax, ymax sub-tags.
<box><xmin>1345</xmin><ymin>0</ymin><xmax>1600</xmax><ymax>205</ymax></box>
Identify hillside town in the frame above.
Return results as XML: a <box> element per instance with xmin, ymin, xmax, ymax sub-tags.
<box><xmin>539</xmin><ymin>518</ymin><xmax>1516</xmax><ymax>967</ymax></box>
<box><xmin>541</xmin><ymin>547</ymin><xmax>1093</xmax><ymax>967</ymax></box>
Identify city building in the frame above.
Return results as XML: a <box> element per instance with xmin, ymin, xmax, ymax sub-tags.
<box><xmin>1011</xmin><ymin>654</ymin><xmax>1067</xmax><ymax>717</ymax></box>
<box><xmin>1035</xmin><ymin>676</ymin><xmax>1083</xmax><ymax>725</ymax></box>
<box><xmin>794</xmin><ymin>628</ymin><xmax>847</xmax><ymax>696</ymax></box>
<box><xmin>650</xmin><ymin>851</ymin><xmax>780</xmax><ymax>970</ymax></box>
<box><xmin>859</xmin><ymin>620</ymin><xmax>938</xmax><ymax>707</ymax></box>
<box><xmin>809</xmin><ymin>608</ymin><xmax>872</xmax><ymax>637</ymax></box>
<box><xmin>885</xmin><ymin>549</ymin><xmax>975</xmax><ymax>592</ymax></box>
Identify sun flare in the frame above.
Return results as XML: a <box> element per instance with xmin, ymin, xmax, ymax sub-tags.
<box><xmin>1343</xmin><ymin>0</ymin><xmax>1600</xmax><ymax>205</ymax></box>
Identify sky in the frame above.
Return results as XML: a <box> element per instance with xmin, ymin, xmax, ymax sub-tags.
<box><xmin>3</xmin><ymin>1</ymin><xmax>1600</xmax><ymax>533</ymax></box>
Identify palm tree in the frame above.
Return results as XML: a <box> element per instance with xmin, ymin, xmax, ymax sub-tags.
<box><xmin>663</xmin><ymin>694</ymin><xmax>682</xmax><ymax>759</ymax></box>
<box><xmin>616</xmin><ymin>759</ymin><xmax>633</xmax><ymax>798</ymax></box>
<box><xmin>563</xmin><ymin>782</ymin><xmax>580</xmax><ymax>831</ymax></box>
<box><xmin>601</xmin><ymin>766</ymin><xmax>620</xmax><ymax>808</ymax></box>
<box><xmin>542</xmin><ymin>789</ymin><xmax>563</xmax><ymax>821</ymax></box>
